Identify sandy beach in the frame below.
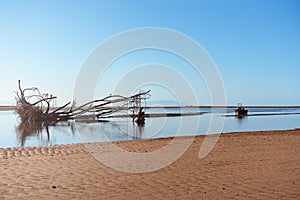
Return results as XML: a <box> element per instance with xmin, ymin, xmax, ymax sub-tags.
<box><xmin>0</xmin><ymin>129</ymin><xmax>299</xmax><ymax>199</ymax></box>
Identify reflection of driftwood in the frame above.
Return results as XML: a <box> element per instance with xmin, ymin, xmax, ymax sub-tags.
<box><xmin>15</xmin><ymin>80</ymin><xmax>150</xmax><ymax>125</ymax></box>
<box><xmin>16</xmin><ymin>121</ymin><xmax>48</xmax><ymax>147</ymax></box>
<box><xmin>15</xmin><ymin>120</ymin><xmax>77</xmax><ymax>147</ymax></box>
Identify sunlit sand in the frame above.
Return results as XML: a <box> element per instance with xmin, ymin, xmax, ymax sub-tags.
<box><xmin>0</xmin><ymin>129</ymin><xmax>299</xmax><ymax>199</ymax></box>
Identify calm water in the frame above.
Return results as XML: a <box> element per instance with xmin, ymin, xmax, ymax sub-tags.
<box><xmin>0</xmin><ymin>108</ymin><xmax>300</xmax><ymax>148</ymax></box>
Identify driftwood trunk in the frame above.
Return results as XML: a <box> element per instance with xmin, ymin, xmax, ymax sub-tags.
<box><xmin>15</xmin><ymin>80</ymin><xmax>150</xmax><ymax>125</ymax></box>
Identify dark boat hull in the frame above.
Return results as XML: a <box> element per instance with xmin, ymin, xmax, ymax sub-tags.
<box><xmin>235</xmin><ymin>109</ymin><xmax>248</xmax><ymax>117</ymax></box>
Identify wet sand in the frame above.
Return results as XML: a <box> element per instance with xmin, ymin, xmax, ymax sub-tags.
<box><xmin>0</xmin><ymin>129</ymin><xmax>299</xmax><ymax>199</ymax></box>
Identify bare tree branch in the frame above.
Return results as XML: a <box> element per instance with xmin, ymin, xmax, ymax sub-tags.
<box><xmin>15</xmin><ymin>80</ymin><xmax>150</xmax><ymax>125</ymax></box>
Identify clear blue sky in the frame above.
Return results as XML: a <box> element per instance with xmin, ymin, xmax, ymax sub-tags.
<box><xmin>0</xmin><ymin>0</ymin><xmax>299</xmax><ymax>105</ymax></box>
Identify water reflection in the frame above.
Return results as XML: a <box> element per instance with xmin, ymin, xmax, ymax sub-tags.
<box><xmin>1</xmin><ymin>108</ymin><xmax>300</xmax><ymax>148</ymax></box>
<box><xmin>134</xmin><ymin>123</ymin><xmax>145</xmax><ymax>139</ymax></box>
<box><xmin>16</xmin><ymin>121</ymin><xmax>48</xmax><ymax>147</ymax></box>
<box><xmin>15</xmin><ymin>120</ymin><xmax>77</xmax><ymax>147</ymax></box>
<box><xmin>76</xmin><ymin>119</ymin><xmax>147</xmax><ymax>143</ymax></box>
<box><xmin>236</xmin><ymin>115</ymin><xmax>248</xmax><ymax>126</ymax></box>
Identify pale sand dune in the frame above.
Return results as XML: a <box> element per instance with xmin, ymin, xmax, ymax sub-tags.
<box><xmin>0</xmin><ymin>129</ymin><xmax>299</xmax><ymax>199</ymax></box>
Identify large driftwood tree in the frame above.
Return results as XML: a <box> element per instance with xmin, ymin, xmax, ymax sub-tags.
<box><xmin>15</xmin><ymin>80</ymin><xmax>150</xmax><ymax>125</ymax></box>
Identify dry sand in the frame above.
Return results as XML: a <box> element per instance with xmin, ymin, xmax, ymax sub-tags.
<box><xmin>0</xmin><ymin>129</ymin><xmax>299</xmax><ymax>199</ymax></box>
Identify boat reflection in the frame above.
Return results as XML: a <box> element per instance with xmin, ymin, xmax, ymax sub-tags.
<box><xmin>236</xmin><ymin>115</ymin><xmax>248</xmax><ymax>126</ymax></box>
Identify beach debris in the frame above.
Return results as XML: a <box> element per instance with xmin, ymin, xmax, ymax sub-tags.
<box><xmin>15</xmin><ymin>80</ymin><xmax>151</xmax><ymax>125</ymax></box>
<box><xmin>135</xmin><ymin>107</ymin><xmax>145</xmax><ymax>126</ymax></box>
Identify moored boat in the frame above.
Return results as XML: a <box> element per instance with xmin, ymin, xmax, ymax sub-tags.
<box><xmin>235</xmin><ymin>103</ymin><xmax>248</xmax><ymax>117</ymax></box>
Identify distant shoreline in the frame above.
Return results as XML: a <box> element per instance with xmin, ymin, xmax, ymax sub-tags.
<box><xmin>1</xmin><ymin>105</ymin><xmax>300</xmax><ymax>112</ymax></box>
<box><xmin>0</xmin><ymin>106</ymin><xmax>15</xmax><ymax>111</ymax></box>
<box><xmin>143</xmin><ymin>105</ymin><xmax>300</xmax><ymax>109</ymax></box>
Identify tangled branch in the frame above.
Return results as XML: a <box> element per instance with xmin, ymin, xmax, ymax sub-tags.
<box><xmin>15</xmin><ymin>80</ymin><xmax>150</xmax><ymax>125</ymax></box>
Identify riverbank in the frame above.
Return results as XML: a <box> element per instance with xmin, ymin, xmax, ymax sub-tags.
<box><xmin>0</xmin><ymin>129</ymin><xmax>299</xmax><ymax>199</ymax></box>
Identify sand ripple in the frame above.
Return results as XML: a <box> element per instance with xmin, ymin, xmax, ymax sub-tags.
<box><xmin>0</xmin><ymin>129</ymin><xmax>299</xmax><ymax>199</ymax></box>
<box><xmin>0</xmin><ymin>145</ymin><xmax>88</xmax><ymax>159</ymax></box>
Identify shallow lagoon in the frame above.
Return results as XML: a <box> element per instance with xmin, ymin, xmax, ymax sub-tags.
<box><xmin>0</xmin><ymin>108</ymin><xmax>299</xmax><ymax>148</ymax></box>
